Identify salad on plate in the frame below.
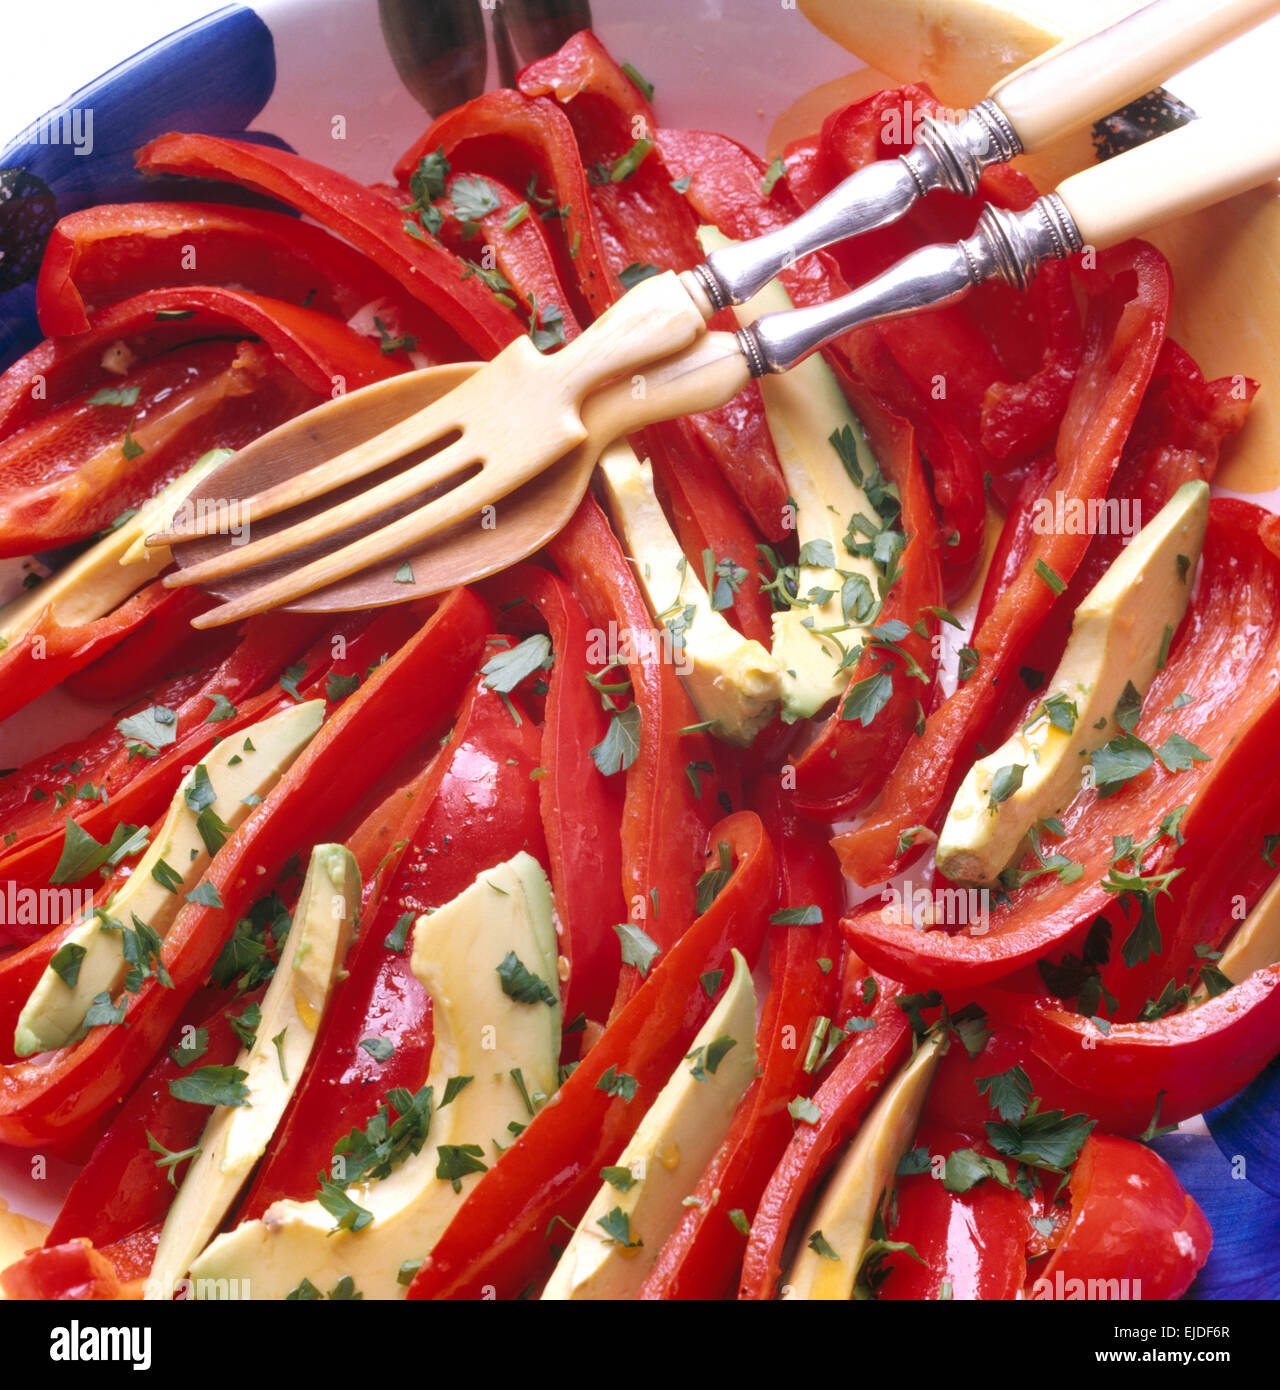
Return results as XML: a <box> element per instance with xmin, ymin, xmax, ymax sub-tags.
<box><xmin>0</xmin><ymin>15</ymin><xmax>1276</xmax><ymax>1303</ymax></box>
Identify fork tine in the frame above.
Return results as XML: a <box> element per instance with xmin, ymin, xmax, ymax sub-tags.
<box><xmin>152</xmin><ymin>403</ymin><xmax>466</xmax><ymax>543</ymax></box>
<box><xmin>188</xmin><ymin>466</ymin><xmax>541</xmax><ymax>627</ymax></box>
<box><xmin>165</xmin><ymin>430</ymin><xmax>481</xmax><ymax>588</ymax></box>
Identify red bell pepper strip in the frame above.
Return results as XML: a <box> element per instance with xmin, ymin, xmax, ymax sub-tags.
<box><xmin>407</xmin><ymin>810</ymin><xmax>778</xmax><ymax>1300</ymax></box>
<box><xmin>0</xmin><ymin>611</ymin><xmax>323</xmax><ymax>852</ymax></box>
<box><xmin>58</xmin><ymin>586</ymin><xmax>217</xmax><ymax>704</ymax></box>
<box><xmin>922</xmin><ymin>1016</ymin><xmax>1107</xmax><ymax>1139</ymax></box>
<box><xmin>35</xmin><ymin>201</ymin><xmax>469</xmax><ymax>363</ymax></box>
<box><xmin>1005</xmin><ymin>965</ymin><xmax>1280</xmax><ymax>1136</ymax></box>
<box><xmin>656</xmin><ymin>125</ymin><xmax>858</xmax><ymax>334</ymax></box>
<box><xmin>483</xmin><ymin>564</ymin><xmax>626</xmax><ymax>1025</ymax></box>
<box><xmin>44</xmin><ymin>1004</ymin><xmax>244</xmax><ymax>1253</ymax></box>
<box><xmin>641</xmin><ymin>418</ymin><xmax>775</xmax><ymax>650</ymax></box>
<box><xmin>0</xmin><ymin>324</ymin><xmax>341</xmax><ymax>556</ymax></box>
<box><xmin>0</xmin><ymin>579</ymin><xmax>179</xmax><ymax>725</ymax></box>
<box><xmin>0</xmin><ymin>612</ymin><xmax>379</xmax><ymax>905</ymax></box>
<box><xmin>135</xmin><ymin>133</ymin><xmax>526</xmax><ymax>360</ymax></box>
<box><xmin>637</xmin><ymin>782</ymin><xmax>843</xmax><ymax>1299</ymax></box>
<box><xmin>834</xmin><ymin>242</ymin><xmax>1172</xmax><ymax>887</ymax></box>
<box><xmin>395</xmin><ymin>86</ymin><xmax>614</xmax><ymax>326</ymax></box>
<box><xmin>877</xmin><ymin>1123</ymin><xmax>1031</xmax><ymax>1300</ymax></box>
<box><xmin>843</xmin><ymin>500</ymin><xmax>1280</xmax><ymax>994</ymax></box>
<box><xmin>434</xmin><ymin>172</ymin><xmax>583</xmax><ymax>341</ymax></box>
<box><xmin>790</xmin><ymin>362</ymin><xmax>943</xmax><ymax>818</ymax></box>
<box><xmin>548</xmin><ymin>495</ymin><xmax>721</xmax><ymax>1007</ymax></box>
<box><xmin>0</xmin><ymin>587</ymin><xmax>489</xmax><ymax>1147</ymax></box>
<box><xmin>968</xmin><ymin>343</ymin><xmax>1259</xmax><ymax>797</ymax></box>
<box><xmin>0</xmin><ymin>282</ymin><xmax>393</xmax><ymax>446</ymax></box>
<box><xmin>972</xmin><ymin>340</ymin><xmax>1255</xmax><ymax>643</ymax></box>
<box><xmin>0</xmin><ymin>1239</ymin><xmax>133</xmax><ymax>1301</ymax></box>
<box><xmin>738</xmin><ymin>972</ymin><xmax>912</xmax><ymax>1300</ymax></box>
<box><xmin>1031</xmin><ymin>1135</ymin><xmax>1210</xmax><ymax>1299</ymax></box>
<box><xmin>0</xmin><ymin>340</ymin><xmax>313</xmax><ymax>555</ymax></box>
<box><xmin>239</xmin><ymin>672</ymin><xmax>545</xmax><ymax>1217</ymax></box>
<box><xmin>516</xmin><ymin>37</ymin><xmax>790</xmax><ymax>540</ymax></box>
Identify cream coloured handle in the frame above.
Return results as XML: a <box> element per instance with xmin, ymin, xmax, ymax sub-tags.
<box><xmin>1056</xmin><ymin>115</ymin><xmax>1280</xmax><ymax>247</ymax></box>
<box><xmin>581</xmin><ymin>331</ymin><xmax>751</xmax><ymax>442</ymax></box>
<box><xmin>989</xmin><ymin>0</ymin><xmax>1280</xmax><ymax>151</ymax></box>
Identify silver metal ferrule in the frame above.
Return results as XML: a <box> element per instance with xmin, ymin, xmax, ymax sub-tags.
<box><xmin>901</xmin><ymin>101</ymin><xmax>1021</xmax><ymax>199</ymax></box>
<box><xmin>741</xmin><ymin>192</ymin><xmax>1081</xmax><ymax>377</ymax></box>
<box><xmin>964</xmin><ymin>195</ymin><xmax>1084</xmax><ymax>292</ymax></box>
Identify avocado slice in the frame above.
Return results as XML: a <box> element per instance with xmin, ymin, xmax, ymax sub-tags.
<box><xmin>145</xmin><ymin>843</ymin><xmax>359</xmax><ymax>1300</ymax></box>
<box><xmin>696</xmin><ymin>225</ymin><xmax>887</xmax><ymax>723</ymax></box>
<box><xmin>1193</xmin><ymin>874</ymin><xmax>1280</xmax><ymax>1004</ymax></box>
<box><xmin>597</xmin><ymin>443</ymin><xmax>781</xmax><ymax>746</ymax></box>
<box><xmin>0</xmin><ymin>453</ymin><xmax>224</xmax><ymax>651</ymax></box>
<box><xmin>783</xmin><ymin>1032</ymin><xmax>943</xmax><ymax>1300</ymax></box>
<box><xmin>187</xmin><ymin>851</ymin><xmax>561</xmax><ymax>1300</ymax></box>
<box><xmin>936</xmin><ymin>481</ymin><xmax>1210</xmax><ymax>886</ymax></box>
<box><xmin>14</xmin><ymin>700</ymin><xmax>325</xmax><ymax>1057</ymax></box>
<box><xmin>542</xmin><ymin>949</ymin><xmax>757</xmax><ymax>1300</ymax></box>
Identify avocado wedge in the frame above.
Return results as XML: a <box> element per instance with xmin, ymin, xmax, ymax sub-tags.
<box><xmin>542</xmin><ymin>949</ymin><xmax>757</xmax><ymax>1300</ymax></box>
<box><xmin>696</xmin><ymin>225</ymin><xmax>888</xmax><ymax>722</ymax></box>
<box><xmin>14</xmin><ymin>699</ymin><xmax>324</xmax><ymax>1057</ymax></box>
<box><xmin>783</xmin><ymin>1032</ymin><xmax>943</xmax><ymax>1300</ymax></box>
<box><xmin>597</xmin><ymin>442</ymin><xmax>781</xmax><ymax>745</ymax></box>
<box><xmin>936</xmin><ymin>481</ymin><xmax>1210</xmax><ymax>886</ymax></box>
<box><xmin>145</xmin><ymin>843</ymin><xmax>359</xmax><ymax>1300</ymax></box>
<box><xmin>0</xmin><ymin>452</ymin><xmax>225</xmax><ymax>651</ymax></box>
<box><xmin>187</xmin><ymin>851</ymin><xmax>561</xmax><ymax>1300</ymax></box>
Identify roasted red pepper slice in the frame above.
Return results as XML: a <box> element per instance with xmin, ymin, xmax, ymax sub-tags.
<box><xmin>433</xmin><ymin>172</ymin><xmax>583</xmax><ymax>341</ymax></box>
<box><xmin>45</xmin><ymin>1003</ymin><xmax>244</xmax><ymax>1253</ymax></box>
<box><xmin>407</xmin><ymin>811</ymin><xmax>778</xmax><ymax>1300</ymax></box>
<box><xmin>0</xmin><ymin>580</ymin><xmax>181</xmax><ymax>725</ymax></box>
<box><xmin>643</xmin><ymin>418</ymin><xmax>775</xmax><ymax>650</ymax></box>
<box><xmin>638</xmin><ymin>782</ymin><xmax>843</xmax><ymax>1299</ymax></box>
<box><xmin>805</xmin><ymin>87</ymin><xmax>1085</xmax><ymax>577</ymax></box>
<box><xmin>395</xmin><ymin>86</ymin><xmax>614</xmax><ymax>326</ymax></box>
<box><xmin>738</xmin><ymin>972</ymin><xmax>912</xmax><ymax>1300</ymax></box>
<box><xmin>834</xmin><ymin>243</ymin><xmax>1172</xmax><ymax>887</ymax></box>
<box><xmin>0</xmin><ymin>612</ymin><xmax>380</xmax><ymax>906</ymax></box>
<box><xmin>0</xmin><ymin>588</ymin><xmax>489</xmax><ymax>1147</ymax></box>
<box><xmin>0</xmin><ymin>336</ymin><xmax>316</xmax><ymax>555</ymax></box>
<box><xmin>877</xmin><ymin>1124</ymin><xmax>1031</xmax><ymax>1300</ymax></box>
<box><xmin>240</xmin><ymin>672</ymin><xmax>545</xmax><ymax>1216</ymax></box>
<box><xmin>549</xmin><ymin>495</ymin><xmax>721</xmax><ymax>1008</ymax></box>
<box><xmin>0</xmin><ymin>282</ymin><xmax>395</xmax><ymax>444</ymax></box>
<box><xmin>483</xmin><ymin>565</ymin><xmax>626</xmax><ymax>1024</ymax></box>
<box><xmin>0</xmin><ymin>1239</ymin><xmax>132</xmax><ymax>1301</ymax></box>
<box><xmin>1030</xmin><ymin>1135</ymin><xmax>1210</xmax><ymax>1300</ymax></box>
<box><xmin>135</xmin><ymin>133</ymin><xmax>526</xmax><ymax>359</ymax></box>
<box><xmin>1005</xmin><ymin>965</ymin><xmax>1280</xmax><ymax>1136</ymax></box>
<box><xmin>36</xmin><ymin>201</ymin><xmax>468</xmax><ymax>363</ymax></box>
<box><xmin>60</xmin><ymin>587</ymin><xmax>224</xmax><ymax>704</ymax></box>
<box><xmin>0</xmin><ymin>272</ymin><xmax>396</xmax><ymax>557</ymax></box>
<box><xmin>923</xmin><ymin>1016</ymin><xmax>1109</xmax><ymax>1139</ymax></box>
<box><xmin>516</xmin><ymin>36</ymin><xmax>790</xmax><ymax>540</ymax></box>
<box><xmin>843</xmin><ymin>500</ymin><xmax>1280</xmax><ymax>993</ymax></box>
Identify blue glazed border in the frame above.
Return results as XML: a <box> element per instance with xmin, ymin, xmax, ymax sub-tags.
<box><xmin>0</xmin><ymin>3</ymin><xmax>288</xmax><ymax>369</ymax></box>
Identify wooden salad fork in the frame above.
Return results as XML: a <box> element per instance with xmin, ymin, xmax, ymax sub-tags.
<box><xmin>154</xmin><ymin>0</ymin><xmax>1280</xmax><ymax>623</ymax></box>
